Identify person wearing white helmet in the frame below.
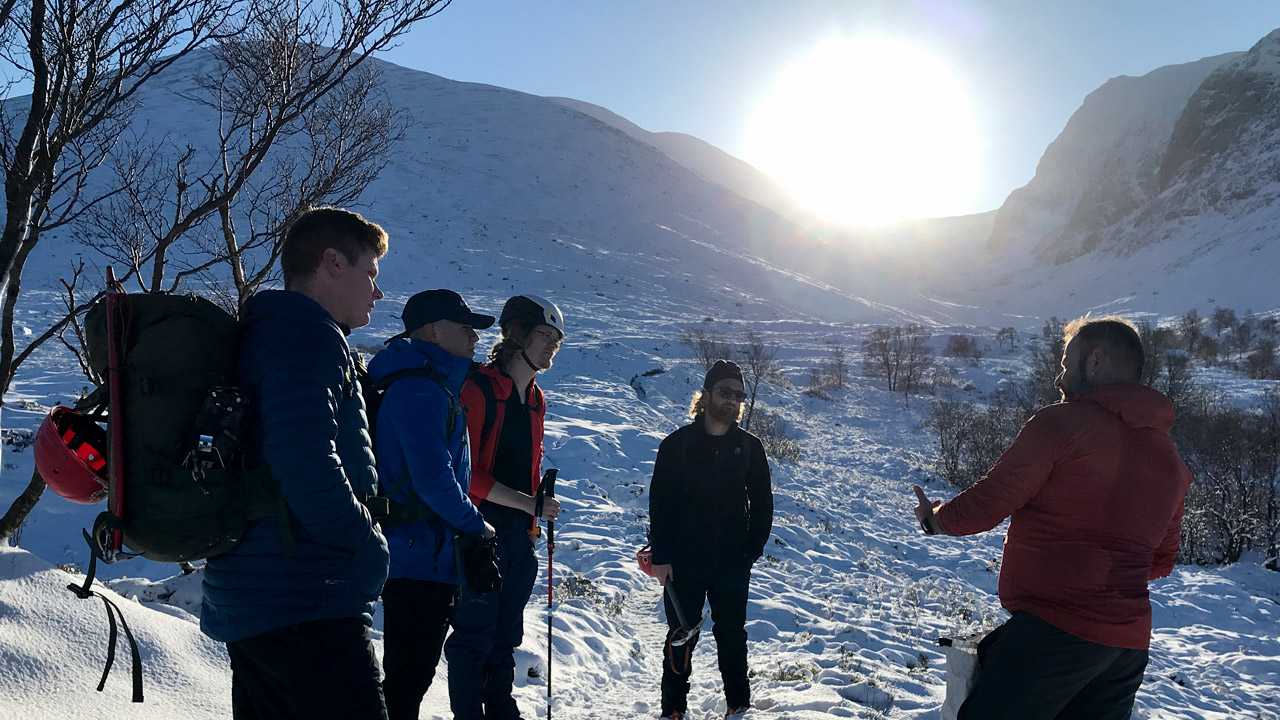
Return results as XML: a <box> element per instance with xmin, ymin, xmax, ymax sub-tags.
<box><xmin>446</xmin><ymin>294</ymin><xmax>564</xmax><ymax>720</ymax></box>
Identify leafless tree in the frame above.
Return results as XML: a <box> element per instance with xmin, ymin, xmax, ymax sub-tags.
<box><xmin>1246</xmin><ymin>340</ymin><xmax>1277</xmax><ymax>380</ymax></box>
<box><xmin>0</xmin><ymin>0</ymin><xmax>237</xmax><ymax>543</ymax></box>
<box><xmin>1138</xmin><ymin>322</ymin><xmax>1178</xmax><ymax>387</ymax></box>
<box><xmin>862</xmin><ymin>324</ymin><xmax>933</xmax><ymax>404</ymax></box>
<box><xmin>738</xmin><ymin>329</ymin><xmax>781</xmax><ymax>432</ymax></box>
<box><xmin>1234</xmin><ymin>318</ymin><xmax>1255</xmax><ymax>359</ymax></box>
<box><xmin>822</xmin><ymin>339</ymin><xmax>847</xmax><ymax>388</ymax></box>
<box><xmin>862</xmin><ymin>326</ymin><xmax>904</xmax><ymax>392</ymax></box>
<box><xmin>943</xmin><ymin>334</ymin><xmax>982</xmax><ymax>366</ymax></box>
<box><xmin>678</xmin><ymin>325</ymin><xmax>732</xmax><ymax>371</ymax></box>
<box><xmin>899</xmin><ymin>324</ymin><xmax>934</xmax><ymax>406</ymax></box>
<box><xmin>79</xmin><ymin>1</ymin><xmax>433</xmax><ymax>305</ymax></box>
<box><xmin>1179</xmin><ymin>309</ymin><xmax>1202</xmax><ymax>355</ymax></box>
<box><xmin>1210</xmin><ymin>306</ymin><xmax>1237</xmax><ymax>338</ymax></box>
<box><xmin>996</xmin><ymin>327</ymin><xmax>1019</xmax><ymax>352</ymax></box>
<box><xmin>0</xmin><ymin>0</ymin><xmax>455</xmax><ymax>542</ymax></box>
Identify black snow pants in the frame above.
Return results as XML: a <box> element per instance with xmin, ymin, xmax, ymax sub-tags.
<box><xmin>959</xmin><ymin>610</ymin><xmax>1149</xmax><ymax>720</ymax></box>
<box><xmin>660</xmin><ymin>561</ymin><xmax>752</xmax><ymax>715</ymax></box>
<box><xmin>381</xmin><ymin>578</ymin><xmax>459</xmax><ymax>720</ymax></box>
<box><xmin>226</xmin><ymin>616</ymin><xmax>388</xmax><ymax>720</ymax></box>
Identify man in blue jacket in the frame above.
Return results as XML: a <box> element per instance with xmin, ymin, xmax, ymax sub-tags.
<box><xmin>370</xmin><ymin>289</ymin><xmax>498</xmax><ymax>720</ymax></box>
<box><xmin>201</xmin><ymin>207</ymin><xmax>392</xmax><ymax>719</ymax></box>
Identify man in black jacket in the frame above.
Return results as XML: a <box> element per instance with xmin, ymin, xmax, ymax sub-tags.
<box><xmin>648</xmin><ymin>360</ymin><xmax>774</xmax><ymax>720</ymax></box>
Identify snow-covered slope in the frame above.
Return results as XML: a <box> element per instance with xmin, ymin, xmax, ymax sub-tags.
<box><xmin>15</xmin><ymin>50</ymin><xmax>924</xmax><ymax>335</ymax></box>
<box><xmin>551</xmin><ymin>97</ymin><xmax>812</xmax><ymax>227</ymax></box>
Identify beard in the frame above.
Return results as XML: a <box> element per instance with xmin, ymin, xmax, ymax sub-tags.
<box><xmin>708</xmin><ymin>401</ymin><xmax>740</xmax><ymax>425</ymax></box>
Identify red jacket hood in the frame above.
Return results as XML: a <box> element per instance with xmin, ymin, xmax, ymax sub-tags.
<box><xmin>1075</xmin><ymin>382</ymin><xmax>1175</xmax><ymax>432</ymax></box>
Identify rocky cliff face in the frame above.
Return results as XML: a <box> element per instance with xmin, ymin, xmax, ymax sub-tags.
<box><xmin>985</xmin><ymin>53</ymin><xmax>1239</xmax><ymax>263</ymax></box>
<box><xmin>1144</xmin><ymin>28</ymin><xmax>1280</xmax><ymax>226</ymax></box>
<box><xmin>922</xmin><ymin>30</ymin><xmax>1280</xmax><ymax>320</ymax></box>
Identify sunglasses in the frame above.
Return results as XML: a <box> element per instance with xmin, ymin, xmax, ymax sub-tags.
<box><xmin>532</xmin><ymin>328</ymin><xmax>563</xmax><ymax>347</ymax></box>
<box><xmin>713</xmin><ymin>387</ymin><xmax>748</xmax><ymax>403</ymax></box>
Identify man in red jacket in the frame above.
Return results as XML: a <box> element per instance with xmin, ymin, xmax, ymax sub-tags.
<box><xmin>914</xmin><ymin>316</ymin><xmax>1191</xmax><ymax>720</ymax></box>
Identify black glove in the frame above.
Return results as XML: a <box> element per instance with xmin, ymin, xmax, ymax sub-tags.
<box><xmin>457</xmin><ymin>534</ymin><xmax>502</xmax><ymax>594</ymax></box>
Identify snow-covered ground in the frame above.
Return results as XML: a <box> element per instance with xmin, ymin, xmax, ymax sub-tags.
<box><xmin>2</xmin><ymin>317</ymin><xmax>1278</xmax><ymax>720</ymax></box>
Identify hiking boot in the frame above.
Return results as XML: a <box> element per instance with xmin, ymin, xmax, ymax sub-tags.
<box><xmin>726</xmin><ymin>706</ymin><xmax>750</xmax><ymax>718</ymax></box>
<box><xmin>659</xmin><ymin>712</ymin><xmax>685</xmax><ymax>719</ymax></box>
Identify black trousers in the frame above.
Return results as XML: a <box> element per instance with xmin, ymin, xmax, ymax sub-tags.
<box><xmin>661</xmin><ymin>562</ymin><xmax>751</xmax><ymax>715</ymax></box>
<box><xmin>445</xmin><ymin>517</ymin><xmax>540</xmax><ymax>720</ymax></box>
<box><xmin>227</xmin><ymin>616</ymin><xmax>387</xmax><ymax>720</ymax></box>
<box><xmin>959</xmin><ymin>610</ymin><xmax>1149</xmax><ymax>720</ymax></box>
<box><xmin>382</xmin><ymin>578</ymin><xmax>460</xmax><ymax>720</ymax></box>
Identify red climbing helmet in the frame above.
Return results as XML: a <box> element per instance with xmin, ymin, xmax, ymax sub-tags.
<box><xmin>34</xmin><ymin>406</ymin><xmax>109</xmax><ymax>505</ymax></box>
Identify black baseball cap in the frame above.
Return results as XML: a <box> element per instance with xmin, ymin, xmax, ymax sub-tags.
<box><xmin>387</xmin><ymin>289</ymin><xmax>495</xmax><ymax>342</ymax></box>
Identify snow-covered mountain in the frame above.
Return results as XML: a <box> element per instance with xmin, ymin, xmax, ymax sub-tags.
<box><xmin>17</xmin><ymin>50</ymin><xmax>926</xmax><ymax>334</ymax></box>
<box><xmin>943</xmin><ymin>28</ymin><xmax>1280</xmax><ymax>319</ymax></box>
<box><xmin>985</xmin><ymin>52</ymin><xmax>1240</xmax><ymax>263</ymax></box>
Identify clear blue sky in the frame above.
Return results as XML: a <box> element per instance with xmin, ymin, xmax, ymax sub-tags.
<box><xmin>383</xmin><ymin>0</ymin><xmax>1280</xmax><ymax>217</ymax></box>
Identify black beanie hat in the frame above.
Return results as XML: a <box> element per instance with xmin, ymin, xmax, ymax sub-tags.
<box><xmin>703</xmin><ymin>360</ymin><xmax>744</xmax><ymax>390</ymax></box>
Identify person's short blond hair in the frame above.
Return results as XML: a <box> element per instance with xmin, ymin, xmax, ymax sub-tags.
<box><xmin>1063</xmin><ymin>315</ymin><xmax>1145</xmax><ymax>382</ymax></box>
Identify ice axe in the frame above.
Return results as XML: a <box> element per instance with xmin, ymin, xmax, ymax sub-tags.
<box><xmin>664</xmin><ymin>578</ymin><xmax>708</xmax><ymax>647</ymax></box>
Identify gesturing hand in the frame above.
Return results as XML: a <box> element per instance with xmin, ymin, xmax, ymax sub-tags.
<box><xmin>913</xmin><ymin>485</ymin><xmax>944</xmax><ymax>536</ymax></box>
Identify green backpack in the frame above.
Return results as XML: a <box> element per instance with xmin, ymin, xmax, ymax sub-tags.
<box><xmin>80</xmin><ymin>292</ymin><xmax>276</xmax><ymax>565</ymax></box>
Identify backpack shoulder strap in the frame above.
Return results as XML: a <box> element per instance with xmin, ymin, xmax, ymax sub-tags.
<box><xmin>377</xmin><ymin>364</ymin><xmax>462</xmax><ymax>437</ymax></box>
<box><xmin>471</xmin><ymin>367</ymin><xmax>501</xmax><ymax>444</ymax></box>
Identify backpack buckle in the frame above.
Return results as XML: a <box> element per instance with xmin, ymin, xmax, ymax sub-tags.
<box><xmin>364</xmin><ymin>495</ymin><xmax>391</xmax><ymax>521</ymax></box>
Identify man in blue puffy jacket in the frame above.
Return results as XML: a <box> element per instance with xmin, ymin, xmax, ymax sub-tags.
<box><xmin>370</xmin><ymin>289</ymin><xmax>498</xmax><ymax>720</ymax></box>
<box><xmin>201</xmin><ymin>207</ymin><xmax>392</xmax><ymax>720</ymax></box>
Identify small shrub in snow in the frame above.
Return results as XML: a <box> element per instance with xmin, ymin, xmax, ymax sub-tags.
<box><xmin>751</xmin><ymin>407</ymin><xmax>801</xmax><ymax>462</ymax></box>
<box><xmin>557</xmin><ymin>573</ymin><xmax>600</xmax><ymax>602</ymax></box>
<box><xmin>943</xmin><ymin>334</ymin><xmax>982</xmax><ymax>366</ymax></box>
<box><xmin>803</xmin><ymin>366</ymin><xmax>831</xmax><ymax>399</ymax></box>
<box><xmin>924</xmin><ymin>392</ymin><xmax>1023</xmax><ymax>489</ymax></box>
<box><xmin>766</xmin><ymin>660</ymin><xmax>819</xmax><ymax>682</ymax></box>
<box><xmin>556</xmin><ymin>573</ymin><xmax>626</xmax><ymax>617</ymax></box>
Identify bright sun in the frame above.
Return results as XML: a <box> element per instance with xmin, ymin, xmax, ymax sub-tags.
<box><xmin>744</xmin><ymin>34</ymin><xmax>982</xmax><ymax>227</ymax></box>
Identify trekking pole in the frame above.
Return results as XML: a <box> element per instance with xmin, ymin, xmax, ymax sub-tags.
<box><xmin>538</xmin><ymin>468</ymin><xmax>559</xmax><ymax>719</ymax></box>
